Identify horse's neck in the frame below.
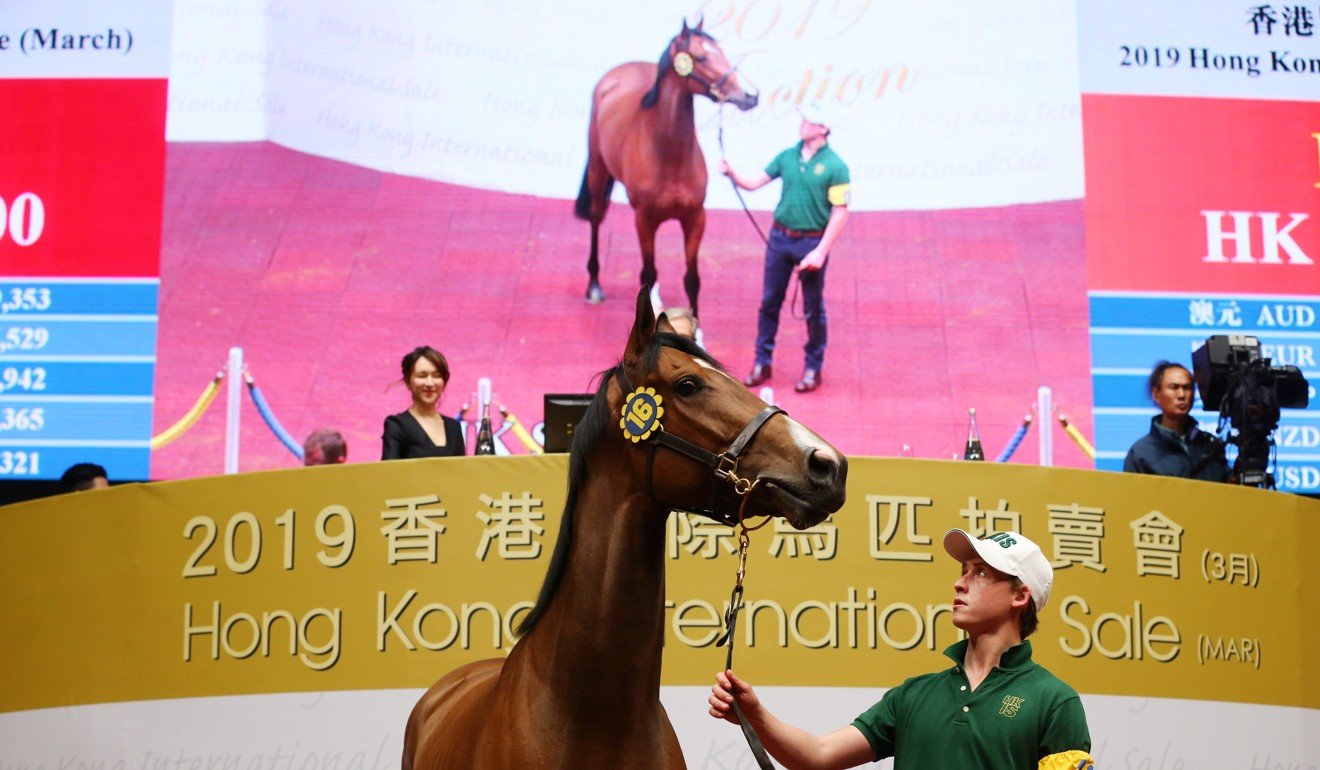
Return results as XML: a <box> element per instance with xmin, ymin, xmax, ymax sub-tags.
<box><xmin>528</xmin><ymin>449</ymin><xmax>668</xmax><ymax>703</ymax></box>
<box><xmin>652</xmin><ymin>74</ymin><xmax>697</xmax><ymax>155</ymax></box>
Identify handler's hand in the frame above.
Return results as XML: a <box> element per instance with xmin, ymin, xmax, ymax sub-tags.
<box><xmin>709</xmin><ymin>669</ymin><xmax>760</xmax><ymax>725</ymax></box>
<box><xmin>719</xmin><ymin>159</ymin><xmax>734</xmax><ymax>177</ymax></box>
<box><xmin>798</xmin><ymin>247</ymin><xmax>827</xmax><ymax>272</ymax></box>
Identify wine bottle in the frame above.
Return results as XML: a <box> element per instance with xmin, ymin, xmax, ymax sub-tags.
<box><xmin>474</xmin><ymin>377</ymin><xmax>496</xmax><ymax>456</ymax></box>
<box><xmin>963</xmin><ymin>408</ymin><xmax>985</xmax><ymax>461</ymax></box>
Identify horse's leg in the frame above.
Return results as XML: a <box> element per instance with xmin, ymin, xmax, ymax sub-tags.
<box><xmin>586</xmin><ymin>219</ymin><xmax>604</xmax><ymax>304</ymax></box>
<box><xmin>406</xmin><ymin>658</ymin><xmax>503</xmax><ymax>770</ymax></box>
<box><xmin>636</xmin><ymin>207</ymin><xmax>661</xmax><ymax>299</ymax></box>
<box><xmin>680</xmin><ymin>207</ymin><xmax>707</xmax><ymax>319</ymax></box>
<box><xmin>580</xmin><ymin>151</ymin><xmax>613</xmax><ymax>305</ymax></box>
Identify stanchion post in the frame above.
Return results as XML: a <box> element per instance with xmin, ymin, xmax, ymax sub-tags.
<box><xmin>225</xmin><ymin>347</ymin><xmax>243</xmax><ymax>474</ymax></box>
<box><xmin>1037</xmin><ymin>385</ymin><xmax>1053</xmax><ymax>467</ymax></box>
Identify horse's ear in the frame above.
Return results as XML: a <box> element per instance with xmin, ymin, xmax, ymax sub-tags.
<box><xmin>656</xmin><ymin>312</ymin><xmax>677</xmax><ymax>336</ymax></box>
<box><xmin>695</xmin><ymin>15</ymin><xmax>704</xmax><ymax>31</ymax></box>
<box><xmin>681</xmin><ymin>18</ymin><xmax>690</xmax><ymax>35</ymax></box>
<box><xmin>628</xmin><ymin>285</ymin><xmax>658</xmax><ymax>358</ymax></box>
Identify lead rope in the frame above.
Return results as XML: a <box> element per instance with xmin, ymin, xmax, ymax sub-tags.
<box><xmin>717</xmin><ymin>105</ymin><xmax>805</xmax><ymax>324</ymax></box>
<box><xmin>715</xmin><ymin>485</ymin><xmax>774</xmax><ymax>770</ymax></box>
<box><xmin>717</xmin><ymin>104</ymin><xmax>770</xmax><ymax>248</ymax></box>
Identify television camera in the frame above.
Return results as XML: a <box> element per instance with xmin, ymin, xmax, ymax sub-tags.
<box><xmin>1191</xmin><ymin>334</ymin><xmax>1310</xmax><ymax>488</ymax></box>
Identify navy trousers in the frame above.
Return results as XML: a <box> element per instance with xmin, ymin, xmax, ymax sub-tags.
<box><xmin>754</xmin><ymin>229</ymin><xmax>827</xmax><ymax>371</ymax></box>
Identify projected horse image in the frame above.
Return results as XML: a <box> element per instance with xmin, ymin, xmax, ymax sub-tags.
<box><xmin>402</xmin><ymin>287</ymin><xmax>847</xmax><ymax>769</ymax></box>
<box><xmin>576</xmin><ymin>20</ymin><xmax>758</xmax><ymax>318</ymax></box>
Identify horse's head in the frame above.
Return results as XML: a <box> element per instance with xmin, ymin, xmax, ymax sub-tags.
<box><xmin>611</xmin><ymin>287</ymin><xmax>846</xmax><ymax>529</ymax></box>
<box><xmin>513</xmin><ymin>287</ymin><xmax>847</xmax><ymax>639</ymax></box>
<box><xmin>656</xmin><ymin>19</ymin><xmax>758</xmax><ymax>111</ymax></box>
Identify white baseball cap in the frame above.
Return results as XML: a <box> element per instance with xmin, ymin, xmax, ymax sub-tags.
<box><xmin>796</xmin><ymin>101</ymin><xmax>834</xmax><ymax>130</ymax></box>
<box><xmin>943</xmin><ymin>529</ymin><xmax>1053</xmax><ymax>611</ymax></box>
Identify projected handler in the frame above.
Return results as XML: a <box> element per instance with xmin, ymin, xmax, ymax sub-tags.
<box><xmin>722</xmin><ymin>102</ymin><xmax>850</xmax><ymax>394</ymax></box>
<box><xmin>708</xmin><ymin>530</ymin><xmax>1095</xmax><ymax>769</ymax></box>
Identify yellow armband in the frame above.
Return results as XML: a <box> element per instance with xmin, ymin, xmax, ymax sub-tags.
<box><xmin>827</xmin><ymin>183</ymin><xmax>852</xmax><ymax>206</ymax></box>
<box><xmin>1039</xmin><ymin>749</ymin><xmax>1095</xmax><ymax>769</ymax></box>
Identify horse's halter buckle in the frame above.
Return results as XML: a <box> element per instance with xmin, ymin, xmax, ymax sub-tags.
<box><xmin>715</xmin><ymin>454</ymin><xmax>754</xmax><ymax>496</ymax></box>
<box><xmin>615</xmin><ymin>363</ymin><xmax>782</xmax><ymax>525</ymax></box>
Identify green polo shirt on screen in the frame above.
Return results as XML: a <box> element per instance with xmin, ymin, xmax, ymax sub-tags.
<box><xmin>851</xmin><ymin>640</ymin><xmax>1094</xmax><ymax>770</ymax></box>
<box><xmin>765</xmin><ymin>142</ymin><xmax>851</xmax><ymax>232</ymax></box>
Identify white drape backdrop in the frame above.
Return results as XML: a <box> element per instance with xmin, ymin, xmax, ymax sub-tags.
<box><xmin>166</xmin><ymin>0</ymin><xmax>1085</xmax><ymax>210</ymax></box>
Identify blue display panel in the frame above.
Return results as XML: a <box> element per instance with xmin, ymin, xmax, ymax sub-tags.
<box><xmin>1089</xmin><ymin>291</ymin><xmax>1320</xmax><ymax>493</ymax></box>
<box><xmin>0</xmin><ymin>279</ymin><xmax>156</xmax><ymax>481</ymax></box>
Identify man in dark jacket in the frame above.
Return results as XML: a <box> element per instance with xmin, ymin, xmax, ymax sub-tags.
<box><xmin>1124</xmin><ymin>361</ymin><xmax>1229</xmax><ymax>482</ymax></box>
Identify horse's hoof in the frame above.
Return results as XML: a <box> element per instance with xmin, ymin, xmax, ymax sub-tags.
<box><xmin>585</xmin><ymin>284</ymin><xmax>604</xmax><ymax>304</ymax></box>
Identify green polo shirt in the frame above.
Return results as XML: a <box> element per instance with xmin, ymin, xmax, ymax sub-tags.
<box><xmin>765</xmin><ymin>142</ymin><xmax>851</xmax><ymax>232</ymax></box>
<box><xmin>851</xmin><ymin>640</ymin><xmax>1094</xmax><ymax>770</ymax></box>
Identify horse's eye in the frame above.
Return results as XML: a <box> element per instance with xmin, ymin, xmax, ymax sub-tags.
<box><xmin>674</xmin><ymin>376</ymin><xmax>703</xmax><ymax>397</ymax></box>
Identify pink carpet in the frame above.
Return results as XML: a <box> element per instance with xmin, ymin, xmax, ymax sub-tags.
<box><xmin>153</xmin><ymin>142</ymin><xmax>1093</xmax><ymax>478</ymax></box>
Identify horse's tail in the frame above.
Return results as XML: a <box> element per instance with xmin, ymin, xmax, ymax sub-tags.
<box><xmin>574</xmin><ymin>163</ymin><xmax>613</xmax><ymax>221</ymax></box>
<box><xmin>574</xmin><ymin>165</ymin><xmax>592</xmax><ymax>220</ymax></box>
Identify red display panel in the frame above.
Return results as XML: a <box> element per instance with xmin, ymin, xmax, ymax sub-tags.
<box><xmin>1084</xmin><ymin>94</ymin><xmax>1320</xmax><ymax>293</ymax></box>
<box><xmin>0</xmin><ymin>79</ymin><xmax>167</xmax><ymax>278</ymax></box>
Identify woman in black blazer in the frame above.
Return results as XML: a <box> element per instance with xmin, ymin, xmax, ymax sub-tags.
<box><xmin>381</xmin><ymin>346</ymin><xmax>466</xmax><ymax>459</ymax></box>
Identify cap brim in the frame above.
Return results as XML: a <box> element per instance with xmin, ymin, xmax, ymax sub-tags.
<box><xmin>943</xmin><ymin>529</ymin><xmax>1014</xmax><ymax>577</ymax></box>
<box><xmin>795</xmin><ymin>107</ymin><xmax>828</xmax><ymax>128</ymax></box>
<box><xmin>943</xmin><ymin>529</ymin><xmax>978</xmax><ymax>562</ymax></box>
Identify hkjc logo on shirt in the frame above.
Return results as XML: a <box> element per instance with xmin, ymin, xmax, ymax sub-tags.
<box><xmin>998</xmin><ymin>695</ymin><xmax>1025</xmax><ymax>717</ymax></box>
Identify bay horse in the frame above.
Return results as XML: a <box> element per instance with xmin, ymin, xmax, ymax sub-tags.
<box><xmin>402</xmin><ymin>286</ymin><xmax>848</xmax><ymax>769</ymax></box>
<box><xmin>575</xmin><ymin>20</ymin><xmax>758</xmax><ymax>318</ymax></box>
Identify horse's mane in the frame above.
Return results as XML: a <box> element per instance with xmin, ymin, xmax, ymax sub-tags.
<box><xmin>640</xmin><ymin>28</ymin><xmax>716</xmax><ymax>109</ymax></box>
<box><xmin>515</xmin><ymin>332</ymin><xmax>722</xmax><ymax>636</ymax></box>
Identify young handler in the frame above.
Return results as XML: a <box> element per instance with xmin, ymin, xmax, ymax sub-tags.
<box><xmin>709</xmin><ymin>529</ymin><xmax>1095</xmax><ymax>769</ymax></box>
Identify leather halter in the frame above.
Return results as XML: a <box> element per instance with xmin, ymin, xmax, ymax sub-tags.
<box><xmin>614</xmin><ymin>363</ymin><xmax>783</xmax><ymax>525</ymax></box>
<box><xmin>671</xmin><ymin>34</ymin><xmax>741</xmax><ymax>104</ymax></box>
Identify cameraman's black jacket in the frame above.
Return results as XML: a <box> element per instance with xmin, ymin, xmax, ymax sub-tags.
<box><xmin>1123</xmin><ymin>415</ymin><xmax>1229</xmax><ymax>482</ymax></box>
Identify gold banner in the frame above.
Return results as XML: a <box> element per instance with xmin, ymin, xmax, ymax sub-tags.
<box><xmin>1</xmin><ymin>457</ymin><xmax>1315</xmax><ymax>713</ymax></box>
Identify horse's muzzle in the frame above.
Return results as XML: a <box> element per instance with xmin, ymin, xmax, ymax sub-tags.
<box><xmin>729</xmin><ymin>90</ymin><xmax>758</xmax><ymax>111</ymax></box>
<box><xmin>809</xmin><ymin>450</ymin><xmax>847</xmax><ymax>504</ymax></box>
<box><xmin>755</xmin><ymin>451</ymin><xmax>848</xmax><ymax>528</ymax></box>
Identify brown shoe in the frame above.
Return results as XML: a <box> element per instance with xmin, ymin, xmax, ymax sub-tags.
<box><xmin>743</xmin><ymin>363</ymin><xmax>772</xmax><ymax>387</ymax></box>
<box><xmin>794</xmin><ymin>369</ymin><xmax>821</xmax><ymax>393</ymax></box>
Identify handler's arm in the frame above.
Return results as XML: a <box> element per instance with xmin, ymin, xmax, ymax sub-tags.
<box><xmin>816</xmin><ymin>204</ymin><xmax>850</xmax><ymax>255</ymax></box>
<box><xmin>720</xmin><ymin>160</ymin><xmax>773</xmax><ymax>191</ymax></box>
<box><xmin>798</xmin><ymin>205</ymin><xmax>849</xmax><ymax>272</ymax></box>
<box><xmin>709</xmin><ymin>670</ymin><xmax>874</xmax><ymax>770</ymax></box>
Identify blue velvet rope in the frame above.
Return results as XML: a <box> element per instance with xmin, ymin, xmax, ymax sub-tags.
<box><xmin>247</xmin><ymin>381</ymin><xmax>304</xmax><ymax>460</ymax></box>
<box><xmin>995</xmin><ymin>422</ymin><xmax>1029</xmax><ymax>463</ymax></box>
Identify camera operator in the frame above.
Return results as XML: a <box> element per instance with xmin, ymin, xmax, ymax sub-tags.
<box><xmin>1123</xmin><ymin>361</ymin><xmax>1229</xmax><ymax>482</ymax></box>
